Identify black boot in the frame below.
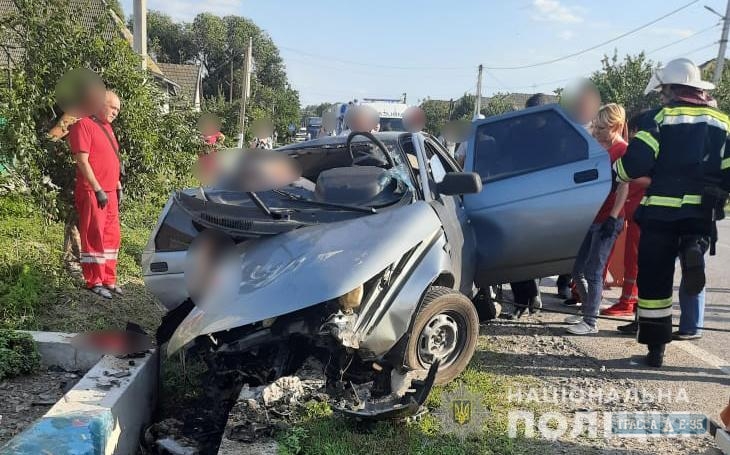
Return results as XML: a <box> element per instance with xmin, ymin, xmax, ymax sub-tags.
<box><xmin>617</xmin><ymin>321</ymin><xmax>638</xmax><ymax>335</ymax></box>
<box><xmin>646</xmin><ymin>344</ymin><xmax>665</xmax><ymax>368</ymax></box>
<box><xmin>529</xmin><ymin>295</ymin><xmax>542</xmax><ymax>315</ymax></box>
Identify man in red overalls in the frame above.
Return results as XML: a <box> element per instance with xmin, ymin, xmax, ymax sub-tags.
<box><xmin>68</xmin><ymin>90</ymin><xmax>122</xmax><ymax>299</ymax></box>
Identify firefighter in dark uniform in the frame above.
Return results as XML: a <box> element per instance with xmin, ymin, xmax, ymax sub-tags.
<box><xmin>616</xmin><ymin>58</ymin><xmax>730</xmax><ymax>367</ymax></box>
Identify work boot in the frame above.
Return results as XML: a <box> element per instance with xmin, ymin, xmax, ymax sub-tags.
<box><xmin>600</xmin><ymin>300</ymin><xmax>635</xmax><ymax>317</ymax></box>
<box><xmin>529</xmin><ymin>295</ymin><xmax>542</xmax><ymax>315</ymax></box>
<box><xmin>617</xmin><ymin>321</ymin><xmax>638</xmax><ymax>335</ymax></box>
<box><xmin>557</xmin><ymin>285</ymin><xmax>571</xmax><ymax>300</ymax></box>
<box><xmin>646</xmin><ymin>344</ymin><xmax>665</xmax><ymax>368</ymax></box>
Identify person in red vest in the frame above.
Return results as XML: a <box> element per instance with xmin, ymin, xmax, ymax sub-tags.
<box><xmin>68</xmin><ymin>90</ymin><xmax>123</xmax><ymax>299</ymax></box>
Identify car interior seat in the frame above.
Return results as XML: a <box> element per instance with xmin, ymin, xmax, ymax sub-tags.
<box><xmin>314</xmin><ymin>166</ymin><xmax>398</xmax><ymax>206</ymax></box>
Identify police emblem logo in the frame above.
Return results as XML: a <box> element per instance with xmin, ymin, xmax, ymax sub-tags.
<box><xmin>452</xmin><ymin>399</ymin><xmax>472</xmax><ymax>425</ymax></box>
<box><xmin>436</xmin><ymin>383</ymin><xmax>489</xmax><ymax>438</ymax></box>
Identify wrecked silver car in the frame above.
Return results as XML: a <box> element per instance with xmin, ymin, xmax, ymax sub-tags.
<box><xmin>142</xmin><ymin>105</ymin><xmax>612</xmax><ymax>418</ymax></box>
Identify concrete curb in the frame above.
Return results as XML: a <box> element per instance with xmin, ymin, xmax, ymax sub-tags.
<box><xmin>0</xmin><ymin>349</ymin><xmax>158</xmax><ymax>455</ymax></box>
<box><xmin>718</xmin><ymin>428</ymin><xmax>730</xmax><ymax>455</ymax></box>
<box><xmin>20</xmin><ymin>330</ymin><xmax>103</xmax><ymax>371</ymax></box>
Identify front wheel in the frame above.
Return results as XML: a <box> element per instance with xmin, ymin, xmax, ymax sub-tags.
<box><xmin>404</xmin><ymin>286</ymin><xmax>479</xmax><ymax>385</ymax></box>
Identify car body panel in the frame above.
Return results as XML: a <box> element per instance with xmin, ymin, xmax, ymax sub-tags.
<box><xmin>357</xmin><ymin>232</ymin><xmax>452</xmax><ymax>357</ymax></box>
<box><xmin>463</xmin><ymin>105</ymin><xmax>611</xmax><ymax>285</ymax></box>
<box><xmin>167</xmin><ymin>201</ymin><xmax>443</xmax><ymax>354</ymax></box>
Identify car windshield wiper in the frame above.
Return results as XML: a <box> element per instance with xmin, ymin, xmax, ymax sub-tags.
<box><xmin>273</xmin><ymin>189</ymin><xmax>377</xmax><ymax>214</ymax></box>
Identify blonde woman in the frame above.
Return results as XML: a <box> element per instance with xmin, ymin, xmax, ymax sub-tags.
<box><xmin>564</xmin><ymin>103</ymin><xmax>630</xmax><ymax>335</ymax></box>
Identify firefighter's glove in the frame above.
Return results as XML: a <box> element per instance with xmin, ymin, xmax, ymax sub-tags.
<box><xmin>95</xmin><ymin>190</ymin><xmax>108</xmax><ymax>209</ymax></box>
<box><xmin>600</xmin><ymin>216</ymin><xmax>622</xmax><ymax>240</ymax></box>
<box><xmin>117</xmin><ymin>187</ymin><xmax>123</xmax><ymax>206</ymax></box>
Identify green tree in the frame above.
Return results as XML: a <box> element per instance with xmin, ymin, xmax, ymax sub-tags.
<box><xmin>146</xmin><ymin>11</ymin><xmax>196</xmax><ymax>64</ymax></box>
<box><xmin>302</xmin><ymin>102</ymin><xmax>334</xmax><ymax>118</ymax></box>
<box><xmin>147</xmin><ymin>12</ymin><xmax>300</xmax><ymax>139</ymax></box>
<box><xmin>481</xmin><ymin>93</ymin><xmax>516</xmax><ymax>117</ymax></box>
<box><xmin>591</xmin><ymin>52</ymin><xmax>660</xmax><ymax>116</ymax></box>
<box><xmin>451</xmin><ymin>94</ymin><xmax>476</xmax><ymax>121</ymax></box>
<box><xmin>420</xmin><ymin>99</ymin><xmax>451</xmax><ymax>135</ymax></box>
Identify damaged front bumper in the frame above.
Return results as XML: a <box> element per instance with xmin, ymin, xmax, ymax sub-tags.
<box><xmin>333</xmin><ymin>360</ymin><xmax>439</xmax><ymax>420</ymax></box>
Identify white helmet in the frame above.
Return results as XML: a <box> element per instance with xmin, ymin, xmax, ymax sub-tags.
<box><xmin>644</xmin><ymin>58</ymin><xmax>715</xmax><ymax>95</ymax></box>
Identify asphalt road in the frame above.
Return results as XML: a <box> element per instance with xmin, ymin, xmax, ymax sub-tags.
<box><xmin>521</xmin><ymin>219</ymin><xmax>730</xmax><ymax>425</ymax></box>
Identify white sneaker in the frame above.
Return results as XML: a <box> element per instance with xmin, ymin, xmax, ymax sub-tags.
<box><xmin>566</xmin><ymin>321</ymin><xmax>598</xmax><ymax>335</ymax></box>
<box><xmin>564</xmin><ymin>314</ymin><xmax>583</xmax><ymax>324</ymax></box>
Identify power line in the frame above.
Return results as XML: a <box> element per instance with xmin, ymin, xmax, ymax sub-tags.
<box><xmin>279</xmin><ymin>46</ymin><xmax>466</xmax><ymax>71</ymax></box>
<box><xmin>646</xmin><ymin>23</ymin><xmax>720</xmax><ymax>55</ymax></box>
<box><xmin>484</xmin><ymin>0</ymin><xmax>700</xmax><ymax>70</ymax></box>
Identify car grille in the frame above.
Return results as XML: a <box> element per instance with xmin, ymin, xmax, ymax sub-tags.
<box><xmin>199</xmin><ymin>213</ymin><xmax>254</xmax><ymax>231</ymax></box>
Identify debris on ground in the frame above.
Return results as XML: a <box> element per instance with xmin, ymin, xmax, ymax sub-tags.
<box><xmin>222</xmin><ymin>357</ymin><xmax>328</xmax><ymax>446</ymax></box>
<box><xmin>0</xmin><ymin>368</ymin><xmax>81</xmax><ymax>445</ymax></box>
<box><xmin>143</xmin><ymin>418</ymin><xmax>200</xmax><ymax>455</ymax></box>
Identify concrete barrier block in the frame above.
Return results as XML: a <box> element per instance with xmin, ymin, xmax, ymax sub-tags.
<box><xmin>20</xmin><ymin>330</ymin><xmax>102</xmax><ymax>371</ymax></box>
<box><xmin>0</xmin><ymin>350</ymin><xmax>159</xmax><ymax>455</ymax></box>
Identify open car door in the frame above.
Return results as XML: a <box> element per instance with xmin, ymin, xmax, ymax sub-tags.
<box><xmin>463</xmin><ymin>105</ymin><xmax>611</xmax><ymax>286</ymax></box>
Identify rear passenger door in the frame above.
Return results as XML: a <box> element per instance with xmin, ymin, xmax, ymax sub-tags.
<box><xmin>463</xmin><ymin>105</ymin><xmax>610</xmax><ymax>286</ymax></box>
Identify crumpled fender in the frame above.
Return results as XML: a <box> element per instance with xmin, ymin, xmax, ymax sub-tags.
<box><xmin>167</xmin><ymin>201</ymin><xmax>442</xmax><ymax>355</ymax></box>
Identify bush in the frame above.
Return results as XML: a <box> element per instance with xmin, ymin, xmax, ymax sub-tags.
<box><xmin>0</xmin><ymin>330</ymin><xmax>41</xmax><ymax>380</ymax></box>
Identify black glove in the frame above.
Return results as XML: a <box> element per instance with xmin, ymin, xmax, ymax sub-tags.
<box><xmin>117</xmin><ymin>187</ymin><xmax>123</xmax><ymax>206</ymax></box>
<box><xmin>600</xmin><ymin>216</ymin><xmax>622</xmax><ymax>240</ymax></box>
<box><xmin>95</xmin><ymin>190</ymin><xmax>108</xmax><ymax>209</ymax></box>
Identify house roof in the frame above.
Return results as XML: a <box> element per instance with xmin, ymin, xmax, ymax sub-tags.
<box><xmin>156</xmin><ymin>62</ymin><xmax>201</xmax><ymax>100</ymax></box>
<box><xmin>0</xmin><ymin>0</ymin><xmax>163</xmax><ymax>77</ymax></box>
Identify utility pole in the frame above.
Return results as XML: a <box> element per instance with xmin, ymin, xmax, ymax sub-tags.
<box><xmin>229</xmin><ymin>54</ymin><xmax>234</xmax><ymax>103</ymax></box>
<box><xmin>238</xmin><ymin>37</ymin><xmax>253</xmax><ymax>148</ymax></box>
<box><xmin>133</xmin><ymin>0</ymin><xmax>148</xmax><ymax>71</ymax></box>
<box><xmin>474</xmin><ymin>64</ymin><xmax>483</xmax><ymax>118</ymax></box>
<box><xmin>708</xmin><ymin>1</ymin><xmax>730</xmax><ymax>84</ymax></box>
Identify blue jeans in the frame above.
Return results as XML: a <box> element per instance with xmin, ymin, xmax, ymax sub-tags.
<box><xmin>679</xmin><ymin>280</ymin><xmax>705</xmax><ymax>335</ymax></box>
<box><xmin>572</xmin><ymin>220</ymin><xmax>623</xmax><ymax>327</ymax></box>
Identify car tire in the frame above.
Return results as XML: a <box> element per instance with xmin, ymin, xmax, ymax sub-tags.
<box><xmin>404</xmin><ymin>286</ymin><xmax>479</xmax><ymax>385</ymax></box>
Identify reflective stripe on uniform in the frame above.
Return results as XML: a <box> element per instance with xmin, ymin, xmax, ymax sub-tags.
<box><xmin>655</xmin><ymin>106</ymin><xmax>730</xmax><ymax>131</ymax></box>
<box><xmin>80</xmin><ymin>255</ymin><xmax>106</xmax><ymax>264</ymax></box>
<box><xmin>640</xmin><ymin>194</ymin><xmax>702</xmax><ymax>208</ymax></box>
<box><xmin>634</xmin><ymin>131</ymin><xmax>660</xmax><ymax>157</ymax></box>
<box><xmin>637</xmin><ymin>307</ymin><xmax>673</xmax><ymax>318</ymax></box>
<box><xmin>615</xmin><ymin>158</ymin><xmax>631</xmax><ymax>182</ymax></box>
<box><xmin>637</xmin><ymin>296</ymin><xmax>672</xmax><ymax>309</ymax></box>
<box><xmin>103</xmin><ymin>249</ymin><xmax>119</xmax><ymax>260</ymax></box>
<box><xmin>723</xmin><ymin>157</ymin><xmax>730</xmax><ymax>170</ymax></box>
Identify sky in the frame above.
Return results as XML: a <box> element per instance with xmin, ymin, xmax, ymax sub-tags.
<box><xmin>120</xmin><ymin>0</ymin><xmax>730</xmax><ymax>106</ymax></box>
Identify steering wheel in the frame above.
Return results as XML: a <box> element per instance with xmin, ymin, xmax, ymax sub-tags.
<box><xmin>347</xmin><ymin>131</ymin><xmax>396</xmax><ymax>168</ymax></box>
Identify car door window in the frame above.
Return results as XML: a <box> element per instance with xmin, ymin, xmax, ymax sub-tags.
<box><xmin>473</xmin><ymin>110</ymin><xmax>588</xmax><ymax>182</ymax></box>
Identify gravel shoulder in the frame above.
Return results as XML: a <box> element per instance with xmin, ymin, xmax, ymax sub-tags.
<box><xmin>0</xmin><ymin>368</ymin><xmax>81</xmax><ymax>445</ymax></box>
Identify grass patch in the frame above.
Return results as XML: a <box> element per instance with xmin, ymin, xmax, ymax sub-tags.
<box><xmin>0</xmin><ymin>194</ymin><xmax>164</xmax><ymax>333</ymax></box>
<box><xmin>0</xmin><ymin>329</ymin><xmax>41</xmax><ymax>380</ymax></box>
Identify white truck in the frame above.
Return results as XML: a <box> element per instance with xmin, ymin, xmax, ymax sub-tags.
<box><xmin>359</xmin><ymin>98</ymin><xmax>409</xmax><ymax>132</ymax></box>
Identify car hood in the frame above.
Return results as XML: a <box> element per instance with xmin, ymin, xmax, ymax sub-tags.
<box><xmin>167</xmin><ymin>201</ymin><xmax>442</xmax><ymax>354</ymax></box>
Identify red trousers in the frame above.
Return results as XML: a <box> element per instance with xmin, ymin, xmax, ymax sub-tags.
<box><xmin>75</xmin><ymin>189</ymin><xmax>120</xmax><ymax>288</ymax></box>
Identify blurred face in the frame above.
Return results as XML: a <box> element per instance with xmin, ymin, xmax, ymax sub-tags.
<box><xmin>98</xmin><ymin>92</ymin><xmax>120</xmax><ymax>123</ymax></box>
<box><xmin>576</xmin><ymin>89</ymin><xmax>600</xmax><ymax>125</ymax></box>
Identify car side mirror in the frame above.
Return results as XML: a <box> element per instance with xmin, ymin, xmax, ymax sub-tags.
<box><xmin>436</xmin><ymin>172</ymin><xmax>483</xmax><ymax>196</ymax></box>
